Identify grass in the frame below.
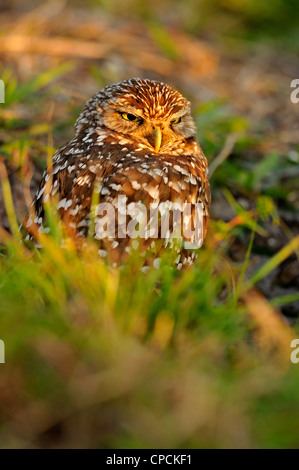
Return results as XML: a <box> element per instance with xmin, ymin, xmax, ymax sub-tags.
<box><xmin>0</xmin><ymin>126</ymin><xmax>298</xmax><ymax>447</ymax></box>
<box><xmin>0</xmin><ymin>156</ymin><xmax>299</xmax><ymax>448</ymax></box>
<box><xmin>0</xmin><ymin>1</ymin><xmax>299</xmax><ymax>448</ymax></box>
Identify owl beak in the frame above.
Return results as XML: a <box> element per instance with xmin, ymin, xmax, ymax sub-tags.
<box><xmin>153</xmin><ymin>126</ymin><xmax>162</xmax><ymax>153</ymax></box>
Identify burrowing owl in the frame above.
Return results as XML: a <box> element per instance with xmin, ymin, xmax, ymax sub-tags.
<box><xmin>23</xmin><ymin>78</ymin><xmax>210</xmax><ymax>268</ymax></box>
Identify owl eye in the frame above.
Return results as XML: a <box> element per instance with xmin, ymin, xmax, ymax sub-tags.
<box><xmin>172</xmin><ymin>117</ymin><xmax>182</xmax><ymax>124</ymax></box>
<box><xmin>121</xmin><ymin>112</ymin><xmax>141</xmax><ymax>122</ymax></box>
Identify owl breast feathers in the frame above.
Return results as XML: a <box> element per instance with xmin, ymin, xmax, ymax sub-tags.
<box><xmin>23</xmin><ymin>78</ymin><xmax>211</xmax><ymax>268</ymax></box>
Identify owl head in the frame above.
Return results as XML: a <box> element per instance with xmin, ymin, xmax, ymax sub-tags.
<box><xmin>75</xmin><ymin>78</ymin><xmax>197</xmax><ymax>154</ymax></box>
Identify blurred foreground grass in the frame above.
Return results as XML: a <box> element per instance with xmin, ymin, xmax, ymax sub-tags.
<box><xmin>0</xmin><ymin>171</ymin><xmax>299</xmax><ymax>448</ymax></box>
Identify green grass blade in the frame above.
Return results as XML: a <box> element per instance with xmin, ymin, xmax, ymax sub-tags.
<box><xmin>247</xmin><ymin>235</ymin><xmax>299</xmax><ymax>288</ymax></box>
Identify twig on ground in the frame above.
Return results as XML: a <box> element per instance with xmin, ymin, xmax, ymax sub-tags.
<box><xmin>209</xmin><ymin>133</ymin><xmax>238</xmax><ymax>177</ymax></box>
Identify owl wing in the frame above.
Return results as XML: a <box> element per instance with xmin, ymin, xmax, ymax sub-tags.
<box><xmin>23</xmin><ymin>141</ymin><xmax>209</xmax><ymax>268</ymax></box>
<box><xmin>88</xmin><ymin>151</ymin><xmax>210</xmax><ymax>264</ymax></box>
<box><xmin>22</xmin><ymin>138</ymin><xmax>109</xmax><ymax>240</ymax></box>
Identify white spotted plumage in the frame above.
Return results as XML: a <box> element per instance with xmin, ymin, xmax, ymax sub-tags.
<box><xmin>23</xmin><ymin>78</ymin><xmax>211</xmax><ymax>267</ymax></box>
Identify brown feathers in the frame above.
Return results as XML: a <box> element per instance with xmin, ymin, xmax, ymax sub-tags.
<box><xmin>23</xmin><ymin>78</ymin><xmax>210</xmax><ymax>267</ymax></box>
